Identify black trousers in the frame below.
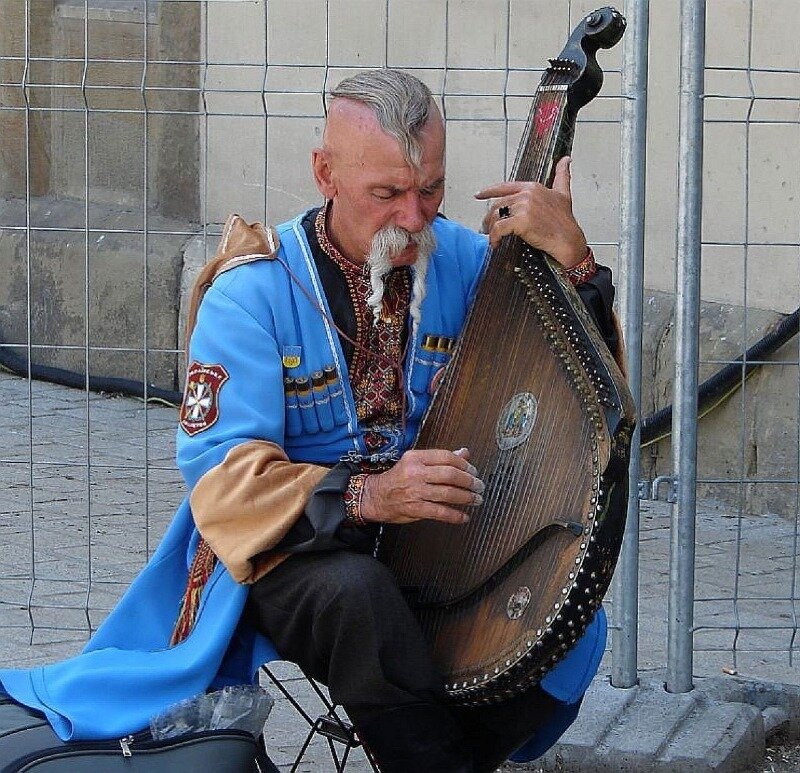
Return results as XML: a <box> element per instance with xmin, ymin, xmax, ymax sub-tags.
<box><xmin>245</xmin><ymin>551</ymin><xmax>557</xmax><ymax>773</ymax></box>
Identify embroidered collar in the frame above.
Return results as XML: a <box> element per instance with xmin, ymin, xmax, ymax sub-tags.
<box><xmin>314</xmin><ymin>202</ymin><xmax>370</xmax><ymax>279</ymax></box>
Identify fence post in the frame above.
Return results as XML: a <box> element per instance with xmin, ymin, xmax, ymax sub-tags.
<box><xmin>667</xmin><ymin>0</ymin><xmax>706</xmax><ymax>695</ymax></box>
<box><xmin>611</xmin><ymin>0</ymin><xmax>650</xmax><ymax>690</ymax></box>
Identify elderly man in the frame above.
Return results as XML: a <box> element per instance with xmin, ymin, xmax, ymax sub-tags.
<box><xmin>0</xmin><ymin>70</ymin><xmax>617</xmax><ymax>772</ymax></box>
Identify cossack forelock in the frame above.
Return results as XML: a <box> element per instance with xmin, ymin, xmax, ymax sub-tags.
<box><xmin>329</xmin><ymin>69</ymin><xmax>434</xmax><ymax>168</ymax></box>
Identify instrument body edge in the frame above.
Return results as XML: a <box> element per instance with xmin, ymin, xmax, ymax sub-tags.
<box><xmin>379</xmin><ymin>7</ymin><xmax>634</xmax><ymax>705</ymax></box>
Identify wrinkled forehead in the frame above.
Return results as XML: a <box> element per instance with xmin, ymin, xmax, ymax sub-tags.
<box><xmin>323</xmin><ymin>97</ymin><xmax>445</xmax><ymax>171</ymax></box>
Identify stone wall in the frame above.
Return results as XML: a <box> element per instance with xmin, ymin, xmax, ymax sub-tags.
<box><xmin>0</xmin><ymin>196</ymin><xmax>191</xmax><ymax>391</ymax></box>
<box><xmin>0</xmin><ymin>0</ymin><xmax>200</xmax><ymax>390</ymax></box>
<box><xmin>0</xmin><ymin>0</ymin><xmax>797</xmax><ymax>515</ymax></box>
<box><xmin>641</xmin><ymin>291</ymin><xmax>798</xmax><ymax>518</ymax></box>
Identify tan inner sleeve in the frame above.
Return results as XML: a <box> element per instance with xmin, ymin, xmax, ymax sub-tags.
<box><xmin>190</xmin><ymin>439</ymin><xmax>329</xmax><ymax>584</ymax></box>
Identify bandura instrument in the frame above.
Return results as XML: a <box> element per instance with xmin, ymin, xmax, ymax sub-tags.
<box><xmin>379</xmin><ymin>6</ymin><xmax>635</xmax><ymax>705</ymax></box>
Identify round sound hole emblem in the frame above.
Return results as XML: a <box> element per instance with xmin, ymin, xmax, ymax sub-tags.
<box><xmin>507</xmin><ymin>586</ymin><xmax>532</xmax><ymax>620</ymax></box>
<box><xmin>496</xmin><ymin>392</ymin><xmax>538</xmax><ymax>450</ymax></box>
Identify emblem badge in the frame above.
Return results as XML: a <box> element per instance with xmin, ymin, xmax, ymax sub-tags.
<box><xmin>507</xmin><ymin>586</ymin><xmax>532</xmax><ymax>620</ymax></box>
<box><xmin>282</xmin><ymin>345</ymin><xmax>302</xmax><ymax>369</ymax></box>
<box><xmin>180</xmin><ymin>362</ymin><xmax>229</xmax><ymax>436</ymax></box>
<box><xmin>496</xmin><ymin>392</ymin><xmax>538</xmax><ymax>450</ymax></box>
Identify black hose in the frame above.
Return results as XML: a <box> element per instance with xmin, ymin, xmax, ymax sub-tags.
<box><xmin>0</xmin><ymin>342</ymin><xmax>184</xmax><ymax>406</ymax></box>
<box><xmin>2</xmin><ymin>307</ymin><xmax>798</xmax><ymax>438</ymax></box>
<box><xmin>640</xmin><ymin>306</ymin><xmax>800</xmax><ymax>445</ymax></box>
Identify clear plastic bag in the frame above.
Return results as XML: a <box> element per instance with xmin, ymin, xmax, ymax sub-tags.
<box><xmin>149</xmin><ymin>685</ymin><xmax>275</xmax><ymax>741</ymax></box>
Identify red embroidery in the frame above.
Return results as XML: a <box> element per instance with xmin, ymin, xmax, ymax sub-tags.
<box><xmin>315</xmin><ymin>206</ymin><xmax>409</xmax><ymax>453</ymax></box>
<box><xmin>170</xmin><ymin>538</ymin><xmax>217</xmax><ymax>645</ymax></box>
<box><xmin>180</xmin><ymin>362</ymin><xmax>230</xmax><ymax>436</ymax></box>
<box><xmin>534</xmin><ymin>99</ymin><xmax>561</xmax><ymax>139</ymax></box>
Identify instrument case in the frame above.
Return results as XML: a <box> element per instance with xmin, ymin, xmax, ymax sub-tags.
<box><xmin>0</xmin><ymin>695</ymin><xmax>278</xmax><ymax>772</ymax></box>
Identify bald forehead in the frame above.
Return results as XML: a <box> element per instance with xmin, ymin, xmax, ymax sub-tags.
<box><xmin>325</xmin><ymin>98</ymin><xmax>382</xmax><ymax>138</ymax></box>
<box><xmin>323</xmin><ymin>97</ymin><xmax>444</xmax><ymax>167</ymax></box>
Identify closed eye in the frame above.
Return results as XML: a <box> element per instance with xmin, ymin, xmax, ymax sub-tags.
<box><xmin>420</xmin><ymin>179</ymin><xmax>445</xmax><ymax>197</ymax></box>
<box><xmin>373</xmin><ymin>187</ymin><xmax>400</xmax><ymax>200</ymax></box>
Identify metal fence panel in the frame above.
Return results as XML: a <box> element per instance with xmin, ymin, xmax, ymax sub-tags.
<box><xmin>1</xmin><ymin>0</ymin><xmax>798</xmax><ymax>694</ymax></box>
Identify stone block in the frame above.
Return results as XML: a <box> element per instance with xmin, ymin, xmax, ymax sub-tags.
<box><xmin>508</xmin><ymin>1</ymin><xmax>569</xmax><ymax>71</ymax></box>
<box><xmin>661</xmin><ymin>701</ymin><xmax>763</xmax><ymax>773</ymax></box>
<box><xmin>706</xmin><ymin>0</ymin><xmax>751</xmax><ymax>68</ymax></box>
<box><xmin>550</xmin><ymin>677</ymin><xmax>637</xmax><ymax>753</ymax></box>
<box><xmin>703</xmin><ymin>123</ymin><xmax>747</xmax><ymax>247</ymax></box>
<box><xmin>443</xmin><ymin>119</ymin><xmax>506</xmax><ymax>229</ymax></box>
<box><xmin>0</xmin><ymin>196</ymin><xmax>191</xmax><ymax>392</ymax></box>
<box><xmin>639</xmin><ymin>288</ymin><xmax>798</xmax><ymax>517</ymax></box>
<box><xmin>535</xmin><ymin>678</ymin><xmax>770</xmax><ymax>773</ymax></box>
<box><xmin>600</xmin><ymin>685</ymin><xmax>696</xmax><ymax>762</ymax></box>
<box><xmin>747</xmin><ymin>124</ymin><xmax>800</xmax><ymax>249</ymax></box>
<box><xmin>206</xmin><ymin>113</ymin><xmax>268</xmax><ymax>223</ymax></box>
<box><xmin>750</xmin><ymin>0</ymin><xmax>800</xmax><ymax>70</ymax></box>
<box><xmin>207</xmin><ymin>0</ymin><xmax>266</xmax><ymax>65</ymax></box>
<box><xmin>328</xmin><ymin>0</ymin><xmax>387</xmax><ymax>68</ymax></box>
<box><xmin>265</xmin><ymin>116</ymin><xmax>325</xmax><ymax>224</ymax></box>
<box><xmin>699</xmin><ymin>676</ymin><xmax>800</xmax><ymax>740</ymax></box>
<box><xmin>387</xmin><ymin>0</ymin><xmax>447</xmax><ymax>68</ymax></box>
<box><xmin>267</xmin><ymin>0</ymin><xmax>327</xmax><ymax>66</ymax></box>
<box><xmin>445</xmin><ymin>0</ymin><xmax>508</xmax><ymax>70</ymax></box>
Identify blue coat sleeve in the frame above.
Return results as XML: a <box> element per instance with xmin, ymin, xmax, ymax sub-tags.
<box><xmin>177</xmin><ymin>274</ymin><xmax>285</xmax><ymax>491</ymax></box>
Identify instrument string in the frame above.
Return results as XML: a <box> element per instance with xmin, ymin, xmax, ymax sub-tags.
<box><xmin>475</xmin><ymin>291</ymin><xmax>528</xmax><ymax>574</ymax></box>
<box><xmin>410</xmin><ymin>91</ymin><xmax>566</xmax><ymax>601</ymax></box>
<box><xmin>491</xmin><ymin>87</ymin><xmax>571</xmax><ymax>572</ymax></box>
<box><xmin>457</xmin><ymin>129</ymin><xmax>564</xmax><ymax>597</ymax></box>
<box><xmin>392</xmin><ymin>74</ymin><xmax>574</xmax><ymax>606</ymax></box>
<box><xmin>478</xmin><ymin>86</ymin><xmax>569</xmax><ymax>577</ymax></box>
<box><xmin>409</xmin><ymin>83</ymin><xmax>577</xmax><ymax>671</ymax></box>
<box><xmin>497</xmin><ymin>84</ymin><xmax>571</xmax><ymax>569</ymax></box>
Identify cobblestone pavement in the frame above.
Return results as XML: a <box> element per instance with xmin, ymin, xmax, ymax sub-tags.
<box><xmin>2</xmin><ymin>369</ymin><xmax>800</xmax><ymax>770</ymax></box>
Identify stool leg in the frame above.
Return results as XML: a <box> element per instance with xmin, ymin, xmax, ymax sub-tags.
<box><xmin>261</xmin><ymin>664</ymin><xmax>379</xmax><ymax>772</ymax></box>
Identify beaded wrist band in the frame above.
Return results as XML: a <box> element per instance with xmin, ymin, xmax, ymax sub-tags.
<box><xmin>343</xmin><ymin>473</ymin><xmax>369</xmax><ymax>527</ymax></box>
<box><xmin>564</xmin><ymin>246</ymin><xmax>598</xmax><ymax>286</ymax></box>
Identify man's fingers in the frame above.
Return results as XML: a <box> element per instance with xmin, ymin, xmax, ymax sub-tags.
<box><xmin>480</xmin><ymin>196</ymin><xmax>515</xmax><ymax>235</ymax></box>
<box><xmin>379</xmin><ymin>448</ymin><xmax>486</xmax><ymax>526</ymax></box>
<box><xmin>551</xmin><ymin>156</ymin><xmax>572</xmax><ymax>201</ymax></box>
<box><xmin>425</xmin><ymin>465</ymin><xmax>484</xmax><ymax>492</ymax></box>
<box><xmin>474</xmin><ymin>182</ymin><xmax>522</xmax><ymax>201</ymax></box>
<box><xmin>414</xmin><ymin>448</ymin><xmax>477</xmax><ymax>476</ymax></box>
<box><xmin>420</xmin><ymin>502</ymin><xmax>471</xmax><ymax>525</ymax></box>
<box><xmin>425</xmin><ymin>481</ymin><xmax>484</xmax><ymax>506</ymax></box>
<box><xmin>486</xmin><ymin>210</ymin><xmax>518</xmax><ymax>248</ymax></box>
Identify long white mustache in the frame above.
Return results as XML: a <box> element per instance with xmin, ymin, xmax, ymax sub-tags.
<box><xmin>366</xmin><ymin>224</ymin><xmax>435</xmax><ymax>333</ymax></box>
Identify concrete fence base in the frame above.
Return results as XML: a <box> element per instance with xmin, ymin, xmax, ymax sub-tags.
<box><xmin>518</xmin><ymin>676</ymin><xmax>800</xmax><ymax>773</ymax></box>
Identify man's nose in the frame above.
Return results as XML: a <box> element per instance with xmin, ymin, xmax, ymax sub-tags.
<box><xmin>394</xmin><ymin>192</ymin><xmax>426</xmax><ymax>233</ymax></box>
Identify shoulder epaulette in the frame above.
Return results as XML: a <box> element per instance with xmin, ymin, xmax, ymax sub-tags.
<box><xmin>184</xmin><ymin>214</ymin><xmax>281</xmax><ymax>350</ymax></box>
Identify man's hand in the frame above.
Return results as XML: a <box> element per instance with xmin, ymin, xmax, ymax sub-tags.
<box><xmin>359</xmin><ymin>448</ymin><xmax>484</xmax><ymax>525</ymax></box>
<box><xmin>475</xmin><ymin>156</ymin><xmax>587</xmax><ymax>268</ymax></box>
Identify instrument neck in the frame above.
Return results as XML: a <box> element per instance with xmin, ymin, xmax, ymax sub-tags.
<box><xmin>510</xmin><ymin>84</ymin><xmax>576</xmax><ymax>186</ymax></box>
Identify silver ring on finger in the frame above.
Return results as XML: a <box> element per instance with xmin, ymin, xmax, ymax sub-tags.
<box><xmin>498</xmin><ymin>204</ymin><xmax>511</xmax><ymax>219</ymax></box>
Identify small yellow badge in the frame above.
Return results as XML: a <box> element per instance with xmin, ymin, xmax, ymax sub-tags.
<box><xmin>282</xmin><ymin>345</ymin><xmax>301</xmax><ymax>369</ymax></box>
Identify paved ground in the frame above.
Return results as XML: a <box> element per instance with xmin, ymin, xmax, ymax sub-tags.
<box><xmin>2</xmin><ymin>369</ymin><xmax>800</xmax><ymax>770</ymax></box>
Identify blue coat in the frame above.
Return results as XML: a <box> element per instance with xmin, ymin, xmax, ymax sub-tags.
<box><xmin>0</xmin><ymin>213</ymin><xmax>606</xmax><ymax>758</ymax></box>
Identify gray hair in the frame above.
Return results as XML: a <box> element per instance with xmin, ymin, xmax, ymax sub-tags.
<box><xmin>328</xmin><ymin>69</ymin><xmax>435</xmax><ymax>167</ymax></box>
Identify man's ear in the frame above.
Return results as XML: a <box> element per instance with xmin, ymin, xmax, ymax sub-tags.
<box><xmin>312</xmin><ymin>148</ymin><xmax>336</xmax><ymax>199</ymax></box>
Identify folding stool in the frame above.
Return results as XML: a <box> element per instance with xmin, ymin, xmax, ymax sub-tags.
<box><xmin>260</xmin><ymin>663</ymin><xmax>379</xmax><ymax>772</ymax></box>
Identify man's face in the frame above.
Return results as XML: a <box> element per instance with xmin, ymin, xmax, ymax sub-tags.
<box><xmin>312</xmin><ymin>99</ymin><xmax>446</xmax><ymax>267</ymax></box>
